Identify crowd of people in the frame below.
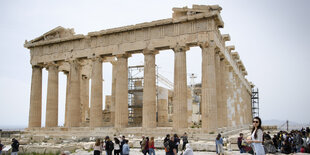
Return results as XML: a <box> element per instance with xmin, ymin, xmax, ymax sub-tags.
<box><xmin>92</xmin><ymin>135</ymin><xmax>129</xmax><ymax>155</ymax></box>
<box><xmin>237</xmin><ymin>125</ymin><xmax>310</xmax><ymax>154</ymax></box>
<box><xmin>163</xmin><ymin>133</ymin><xmax>193</xmax><ymax>155</ymax></box>
<box><xmin>91</xmin><ymin>132</ymin><xmax>193</xmax><ymax>155</ymax></box>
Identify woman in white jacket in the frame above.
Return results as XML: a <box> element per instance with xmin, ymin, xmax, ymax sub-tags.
<box><xmin>183</xmin><ymin>143</ymin><xmax>193</xmax><ymax>155</ymax></box>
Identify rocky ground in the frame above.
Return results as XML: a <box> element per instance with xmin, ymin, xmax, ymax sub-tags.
<box><xmin>0</xmin><ymin>127</ymin><xmax>284</xmax><ymax>154</ymax></box>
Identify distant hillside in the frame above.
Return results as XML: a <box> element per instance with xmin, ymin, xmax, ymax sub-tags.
<box><xmin>263</xmin><ymin>119</ymin><xmax>310</xmax><ymax>131</ymax></box>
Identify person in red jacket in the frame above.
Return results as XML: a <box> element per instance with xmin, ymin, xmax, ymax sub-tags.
<box><xmin>149</xmin><ymin>137</ymin><xmax>156</xmax><ymax>155</ymax></box>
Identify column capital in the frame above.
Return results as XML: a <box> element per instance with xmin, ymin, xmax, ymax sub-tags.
<box><xmin>143</xmin><ymin>48</ymin><xmax>159</xmax><ymax>55</ymax></box>
<box><xmin>115</xmin><ymin>53</ymin><xmax>131</xmax><ymax>59</ymax></box>
<box><xmin>90</xmin><ymin>56</ymin><xmax>103</xmax><ymax>62</ymax></box>
<box><xmin>172</xmin><ymin>44</ymin><xmax>189</xmax><ymax>53</ymax></box>
<box><xmin>110</xmin><ymin>60</ymin><xmax>117</xmax><ymax>65</ymax></box>
<box><xmin>226</xmin><ymin>45</ymin><xmax>235</xmax><ymax>53</ymax></box>
<box><xmin>45</xmin><ymin>62</ymin><xmax>60</xmax><ymax>70</ymax></box>
<box><xmin>31</xmin><ymin>65</ymin><xmax>43</xmax><ymax>69</ymax></box>
<box><xmin>198</xmin><ymin>42</ymin><xmax>209</xmax><ymax>49</ymax></box>
<box><xmin>68</xmin><ymin>59</ymin><xmax>83</xmax><ymax>67</ymax></box>
<box><xmin>222</xmin><ymin>34</ymin><xmax>231</xmax><ymax>42</ymax></box>
<box><xmin>198</xmin><ymin>41</ymin><xmax>217</xmax><ymax>49</ymax></box>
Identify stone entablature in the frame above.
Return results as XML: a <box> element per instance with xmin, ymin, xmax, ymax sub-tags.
<box><xmin>24</xmin><ymin>4</ymin><xmax>253</xmax><ymax>132</ymax></box>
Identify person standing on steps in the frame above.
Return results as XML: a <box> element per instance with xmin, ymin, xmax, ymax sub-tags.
<box><xmin>246</xmin><ymin>116</ymin><xmax>266</xmax><ymax>155</ymax></box>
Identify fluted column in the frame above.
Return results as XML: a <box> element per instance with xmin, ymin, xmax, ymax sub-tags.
<box><xmin>45</xmin><ymin>64</ymin><xmax>59</xmax><ymax>127</ymax></box>
<box><xmin>110</xmin><ymin>61</ymin><xmax>117</xmax><ymax>126</ymax></box>
<box><xmin>115</xmin><ymin>54</ymin><xmax>129</xmax><ymax>128</ymax></box>
<box><xmin>215</xmin><ymin>53</ymin><xmax>223</xmax><ymax>128</ymax></box>
<box><xmin>200</xmin><ymin>42</ymin><xmax>217</xmax><ymax>132</ymax></box>
<box><xmin>142</xmin><ymin>50</ymin><xmax>157</xmax><ymax>128</ymax></box>
<box><xmin>227</xmin><ymin>67</ymin><xmax>236</xmax><ymax>127</ymax></box>
<box><xmin>28</xmin><ymin>66</ymin><xmax>42</xmax><ymax>128</ymax></box>
<box><xmin>172</xmin><ymin>45</ymin><xmax>188</xmax><ymax>129</ymax></box>
<box><xmin>221</xmin><ymin>60</ymin><xmax>228</xmax><ymax>127</ymax></box>
<box><xmin>81</xmin><ymin>75</ymin><xmax>89</xmax><ymax>123</ymax></box>
<box><xmin>90</xmin><ymin>57</ymin><xmax>103</xmax><ymax>127</ymax></box>
<box><xmin>64</xmin><ymin>71</ymin><xmax>70</xmax><ymax>127</ymax></box>
<box><xmin>234</xmin><ymin>73</ymin><xmax>241</xmax><ymax>126</ymax></box>
<box><xmin>67</xmin><ymin>60</ymin><xmax>81</xmax><ymax>127</ymax></box>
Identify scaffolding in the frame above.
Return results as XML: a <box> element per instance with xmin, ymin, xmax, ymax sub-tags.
<box><xmin>251</xmin><ymin>88</ymin><xmax>259</xmax><ymax>118</ymax></box>
<box><xmin>128</xmin><ymin>65</ymin><xmax>159</xmax><ymax>126</ymax></box>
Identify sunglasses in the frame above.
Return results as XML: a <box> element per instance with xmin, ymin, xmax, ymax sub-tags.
<box><xmin>253</xmin><ymin>121</ymin><xmax>259</xmax><ymax>123</ymax></box>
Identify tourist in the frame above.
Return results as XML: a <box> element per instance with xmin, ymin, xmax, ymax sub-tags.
<box><xmin>282</xmin><ymin>138</ymin><xmax>291</xmax><ymax>154</ymax></box>
<box><xmin>122</xmin><ymin>140</ymin><xmax>130</xmax><ymax>155</ymax></box>
<box><xmin>0</xmin><ymin>140</ymin><xmax>5</xmax><ymax>155</ymax></box>
<box><xmin>246</xmin><ymin>116</ymin><xmax>265</xmax><ymax>155</ymax></box>
<box><xmin>300</xmin><ymin>146</ymin><xmax>306</xmax><ymax>153</ymax></box>
<box><xmin>148</xmin><ymin>137</ymin><xmax>155</xmax><ymax>155</ymax></box>
<box><xmin>168</xmin><ymin>136</ymin><xmax>177</xmax><ymax>155</ymax></box>
<box><xmin>237</xmin><ymin>133</ymin><xmax>245</xmax><ymax>153</ymax></box>
<box><xmin>163</xmin><ymin>134</ymin><xmax>170</xmax><ymax>154</ymax></box>
<box><xmin>0</xmin><ymin>140</ymin><xmax>4</xmax><ymax>154</ymax></box>
<box><xmin>120</xmin><ymin>135</ymin><xmax>126</xmax><ymax>155</ymax></box>
<box><xmin>173</xmin><ymin>134</ymin><xmax>180</xmax><ymax>153</ymax></box>
<box><xmin>215</xmin><ymin>134</ymin><xmax>224</xmax><ymax>155</ymax></box>
<box><xmin>105</xmin><ymin>136</ymin><xmax>114</xmax><ymax>155</ymax></box>
<box><xmin>140</xmin><ymin>136</ymin><xmax>147</xmax><ymax>154</ymax></box>
<box><xmin>180</xmin><ymin>132</ymin><xmax>188</xmax><ymax>151</ymax></box>
<box><xmin>11</xmin><ymin>138</ymin><xmax>19</xmax><ymax>155</ymax></box>
<box><xmin>183</xmin><ymin>143</ymin><xmax>193</xmax><ymax>155</ymax></box>
<box><xmin>93</xmin><ymin>139</ymin><xmax>103</xmax><ymax>155</ymax></box>
<box><xmin>272</xmin><ymin>135</ymin><xmax>278</xmax><ymax>150</ymax></box>
<box><xmin>114</xmin><ymin>137</ymin><xmax>121</xmax><ymax>155</ymax></box>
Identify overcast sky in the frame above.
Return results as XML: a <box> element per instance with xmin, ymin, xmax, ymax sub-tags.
<box><xmin>0</xmin><ymin>0</ymin><xmax>309</xmax><ymax>128</ymax></box>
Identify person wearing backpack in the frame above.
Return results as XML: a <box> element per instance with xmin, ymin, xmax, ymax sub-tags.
<box><xmin>11</xmin><ymin>138</ymin><xmax>19</xmax><ymax>155</ymax></box>
<box><xmin>163</xmin><ymin>134</ymin><xmax>170</xmax><ymax>155</ymax></box>
<box><xmin>105</xmin><ymin>136</ymin><xmax>114</xmax><ymax>155</ymax></box>
<box><xmin>0</xmin><ymin>140</ymin><xmax>5</xmax><ymax>154</ymax></box>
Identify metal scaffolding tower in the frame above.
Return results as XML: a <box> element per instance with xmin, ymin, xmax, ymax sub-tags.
<box><xmin>251</xmin><ymin>88</ymin><xmax>259</xmax><ymax>118</ymax></box>
<box><xmin>127</xmin><ymin>65</ymin><xmax>159</xmax><ymax>126</ymax></box>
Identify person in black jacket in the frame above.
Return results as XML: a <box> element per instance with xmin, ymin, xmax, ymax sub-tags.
<box><xmin>168</xmin><ymin>136</ymin><xmax>177</xmax><ymax>155</ymax></box>
<box><xmin>120</xmin><ymin>136</ymin><xmax>126</xmax><ymax>155</ymax></box>
<box><xmin>105</xmin><ymin>136</ymin><xmax>114</xmax><ymax>155</ymax></box>
<box><xmin>11</xmin><ymin>138</ymin><xmax>19</xmax><ymax>155</ymax></box>
<box><xmin>173</xmin><ymin>134</ymin><xmax>180</xmax><ymax>153</ymax></box>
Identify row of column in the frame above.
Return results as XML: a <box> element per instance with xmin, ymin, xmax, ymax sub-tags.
<box><xmin>28</xmin><ymin>42</ymin><xmax>251</xmax><ymax>132</ymax></box>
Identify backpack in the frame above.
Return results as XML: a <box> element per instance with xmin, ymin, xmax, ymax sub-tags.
<box><xmin>111</xmin><ymin>142</ymin><xmax>114</xmax><ymax>150</ymax></box>
<box><xmin>164</xmin><ymin>140</ymin><xmax>170</xmax><ymax>150</ymax></box>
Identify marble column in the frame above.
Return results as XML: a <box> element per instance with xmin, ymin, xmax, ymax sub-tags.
<box><xmin>90</xmin><ymin>57</ymin><xmax>103</xmax><ymax>127</ymax></box>
<box><xmin>227</xmin><ymin>67</ymin><xmax>236</xmax><ymax>127</ymax></box>
<box><xmin>234</xmin><ymin>73</ymin><xmax>241</xmax><ymax>126</ymax></box>
<box><xmin>172</xmin><ymin>45</ymin><xmax>188</xmax><ymax>129</ymax></box>
<box><xmin>215</xmin><ymin>53</ymin><xmax>223</xmax><ymax>128</ymax></box>
<box><xmin>45</xmin><ymin>64</ymin><xmax>59</xmax><ymax>127</ymax></box>
<box><xmin>81</xmin><ymin>75</ymin><xmax>89</xmax><ymax>123</ymax></box>
<box><xmin>67</xmin><ymin>60</ymin><xmax>81</xmax><ymax>127</ymax></box>
<box><xmin>64</xmin><ymin>71</ymin><xmax>70</xmax><ymax>127</ymax></box>
<box><xmin>114</xmin><ymin>54</ymin><xmax>129</xmax><ymax>128</ymax></box>
<box><xmin>220</xmin><ymin>60</ymin><xmax>228</xmax><ymax>127</ymax></box>
<box><xmin>200</xmin><ymin>42</ymin><xmax>217</xmax><ymax>132</ymax></box>
<box><xmin>28</xmin><ymin>66</ymin><xmax>42</xmax><ymax>128</ymax></box>
<box><xmin>248</xmin><ymin>90</ymin><xmax>253</xmax><ymax>124</ymax></box>
<box><xmin>110</xmin><ymin>61</ymin><xmax>117</xmax><ymax>126</ymax></box>
<box><xmin>142</xmin><ymin>50</ymin><xmax>157</xmax><ymax>128</ymax></box>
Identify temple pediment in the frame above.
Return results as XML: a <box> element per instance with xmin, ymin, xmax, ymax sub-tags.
<box><xmin>25</xmin><ymin>26</ymin><xmax>75</xmax><ymax>44</ymax></box>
